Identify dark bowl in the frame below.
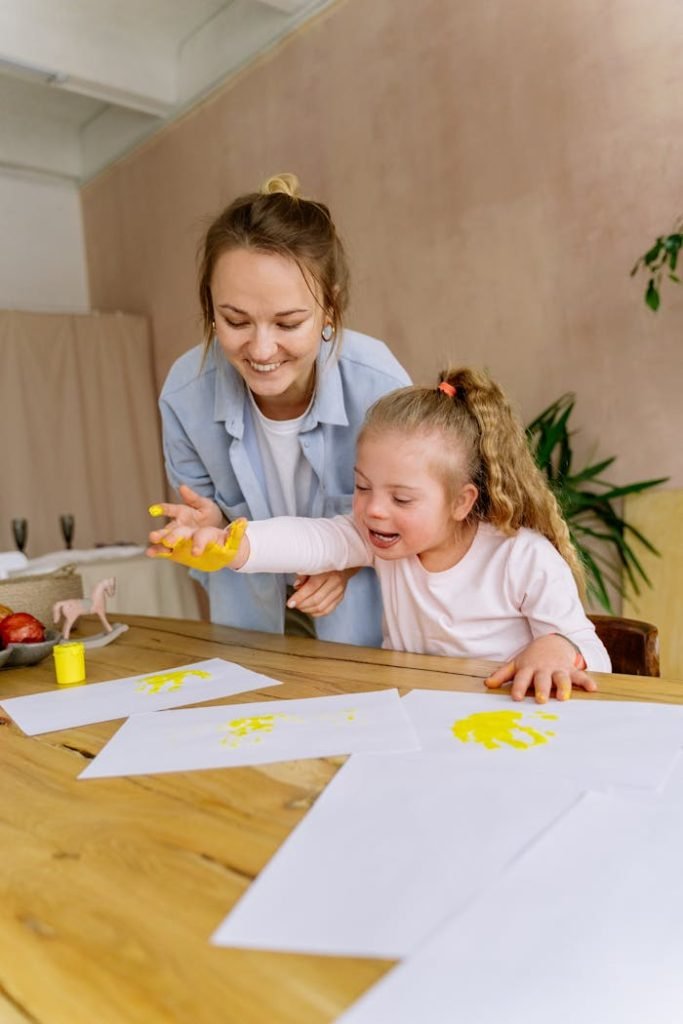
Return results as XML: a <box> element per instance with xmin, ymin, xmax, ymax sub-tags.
<box><xmin>3</xmin><ymin>629</ymin><xmax>61</xmax><ymax>668</ymax></box>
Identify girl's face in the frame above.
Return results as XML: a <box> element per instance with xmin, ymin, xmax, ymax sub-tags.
<box><xmin>352</xmin><ymin>430</ymin><xmax>478</xmax><ymax>572</ymax></box>
<box><xmin>211</xmin><ymin>248</ymin><xmax>329</xmax><ymax>419</ymax></box>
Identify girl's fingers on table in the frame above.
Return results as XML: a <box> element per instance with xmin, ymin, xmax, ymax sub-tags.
<box><xmin>510</xmin><ymin>666</ymin><xmax>535</xmax><ymax>702</ymax></box>
<box><xmin>531</xmin><ymin>670</ymin><xmax>553</xmax><ymax>704</ymax></box>
<box><xmin>552</xmin><ymin>669</ymin><xmax>572</xmax><ymax>701</ymax></box>
<box><xmin>484</xmin><ymin>661</ymin><xmax>515</xmax><ymax>689</ymax></box>
<box><xmin>570</xmin><ymin>670</ymin><xmax>598</xmax><ymax>692</ymax></box>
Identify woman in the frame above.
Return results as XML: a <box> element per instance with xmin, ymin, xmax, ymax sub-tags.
<box><xmin>154</xmin><ymin>173</ymin><xmax>410</xmax><ymax>645</ymax></box>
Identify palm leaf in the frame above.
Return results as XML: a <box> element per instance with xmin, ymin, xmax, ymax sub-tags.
<box><xmin>527</xmin><ymin>394</ymin><xmax>668</xmax><ymax>612</ymax></box>
<box><xmin>567</xmin><ymin>457</ymin><xmax>617</xmax><ymax>485</ymax></box>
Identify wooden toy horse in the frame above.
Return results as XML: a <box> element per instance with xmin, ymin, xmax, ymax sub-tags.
<box><xmin>53</xmin><ymin>577</ymin><xmax>116</xmax><ymax>640</ymax></box>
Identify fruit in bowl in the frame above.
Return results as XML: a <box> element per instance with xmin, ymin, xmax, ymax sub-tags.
<box><xmin>2</xmin><ymin>636</ymin><xmax>61</xmax><ymax>671</ymax></box>
<box><xmin>0</xmin><ymin>612</ymin><xmax>46</xmax><ymax>648</ymax></box>
<box><xmin>0</xmin><ymin>603</ymin><xmax>13</xmax><ymax>620</ymax></box>
<box><xmin>0</xmin><ymin>610</ymin><xmax>60</xmax><ymax>669</ymax></box>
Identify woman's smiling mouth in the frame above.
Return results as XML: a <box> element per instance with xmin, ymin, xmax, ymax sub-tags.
<box><xmin>247</xmin><ymin>360</ymin><xmax>283</xmax><ymax>373</ymax></box>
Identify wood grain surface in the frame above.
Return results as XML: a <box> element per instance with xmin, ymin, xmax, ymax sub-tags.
<box><xmin>0</xmin><ymin>615</ymin><xmax>680</xmax><ymax>1024</ymax></box>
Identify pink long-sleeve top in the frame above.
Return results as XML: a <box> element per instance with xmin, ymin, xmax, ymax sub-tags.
<box><xmin>240</xmin><ymin>516</ymin><xmax>611</xmax><ymax>671</ymax></box>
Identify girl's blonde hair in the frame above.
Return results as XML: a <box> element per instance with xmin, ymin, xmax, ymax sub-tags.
<box><xmin>360</xmin><ymin>367</ymin><xmax>586</xmax><ymax>595</ymax></box>
<box><xmin>198</xmin><ymin>173</ymin><xmax>349</xmax><ymax>350</ymax></box>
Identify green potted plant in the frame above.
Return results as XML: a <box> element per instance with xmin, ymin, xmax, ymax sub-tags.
<box><xmin>631</xmin><ymin>219</ymin><xmax>683</xmax><ymax>310</ymax></box>
<box><xmin>527</xmin><ymin>395</ymin><xmax>668</xmax><ymax>612</ymax></box>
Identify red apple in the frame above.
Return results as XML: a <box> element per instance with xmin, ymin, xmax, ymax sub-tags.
<box><xmin>0</xmin><ymin>612</ymin><xmax>46</xmax><ymax>648</ymax></box>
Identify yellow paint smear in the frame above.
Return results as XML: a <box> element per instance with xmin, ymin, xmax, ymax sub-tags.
<box><xmin>451</xmin><ymin>710</ymin><xmax>558</xmax><ymax>750</ymax></box>
<box><xmin>219</xmin><ymin>707</ymin><xmax>357</xmax><ymax>748</ymax></box>
<box><xmin>136</xmin><ymin>668</ymin><xmax>210</xmax><ymax>694</ymax></box>
<box><xmin>220</xmin><ymin>712</ymin><xmax>288</xmax><ymax>748</ymax></box>
<box><xmin>159</xmin><ymin>519</ymin><xmax>248</xmax><ymax>572</ymax></box>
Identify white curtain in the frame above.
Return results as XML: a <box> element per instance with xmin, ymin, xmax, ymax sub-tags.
<box><xmin>0</xmin><ymin>310</ymin><xmax>167</xmax><ymax>557</ymax></box>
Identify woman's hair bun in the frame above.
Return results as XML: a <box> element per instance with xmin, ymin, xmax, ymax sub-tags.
<box><xmin>260</xmin><ymin>173</ymin><xmax>301</xmax><ymax>199</ymax></box>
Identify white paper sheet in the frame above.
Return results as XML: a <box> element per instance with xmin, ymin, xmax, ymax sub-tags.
<box><xmin>79</xmin><ymin>689</ymin><xmax>420</xmax><ymax>780</ymax></box>
<box><xmin>211</xmin><ymin>751</ymin><xmax>582</xmax><ymax>957</ymax></box>
<box><xmin>402</xmin><ymin>689</ymin><xmax>683</xmax><ymax>790</ymax></box>
<box><xmin>1</xmin><ymin>658</ymin><xmax>281</xmax><ymax>735</ymax></box>
<box><xmin>337</xmin><ymin>791</ymin><xmax>683</xmax><ymax>1024</ymax></box>
<box><xmin>660</xmin><ymin>749</ymin><xmax>683</xmax><ymax>796</ymax></box>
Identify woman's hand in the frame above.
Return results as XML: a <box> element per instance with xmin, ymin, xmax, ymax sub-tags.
<box><xmin>484</xmin><ymin>634</ymin><xmax>598</xmax><ymax>703</ymax></box>
<box><xmin>149</xmin><ymin>483</ymin><xmax>225</xmax><ymax>538</ymax></box>
<box><xmin>287</xmin><ymin>568</ymin><xmax>358</xmax><ymax>618</ymax></box>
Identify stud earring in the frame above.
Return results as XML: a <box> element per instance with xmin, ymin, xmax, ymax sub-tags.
<box><xmin>321</xmin><ymin>324</ymin><xmax>334</xmax><ymax>343</ymax></box>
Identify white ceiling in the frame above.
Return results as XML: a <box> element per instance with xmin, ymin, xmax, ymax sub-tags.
<box><xmin>0</xmin><ymin>0</ymin><xmax>334</xmax><ymax>183</ymax></box>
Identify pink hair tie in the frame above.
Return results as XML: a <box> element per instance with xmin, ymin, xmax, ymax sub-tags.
<box><xmin>438</xmin><ymin>381</ymin><xmax>457</xmax><ymax>398</ymax></box>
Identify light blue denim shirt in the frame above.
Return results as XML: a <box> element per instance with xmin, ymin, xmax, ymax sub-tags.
<box><xmin>159</xmin><ymin>330</ymin><xmax>411</xmax><ymax>645</ymax></box>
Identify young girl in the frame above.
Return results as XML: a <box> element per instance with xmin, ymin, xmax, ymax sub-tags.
<box><xmin>149</xmin><ymin>368</ymin><xmax>611</xmax><ymax>702</ymax></box>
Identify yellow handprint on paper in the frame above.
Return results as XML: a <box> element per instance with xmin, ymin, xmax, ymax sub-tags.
<box><xmin>452</xmin><ymin>710</ymin><xmax>557</xmax><ymax>750</ymax></box>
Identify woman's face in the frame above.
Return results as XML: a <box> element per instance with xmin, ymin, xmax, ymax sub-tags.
<box><xmin>211</xmin><ymin>248</ymin><xmax>328</xmax><ymax>419</ymax></box>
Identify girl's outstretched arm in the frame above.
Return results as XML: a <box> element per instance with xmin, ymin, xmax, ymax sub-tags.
<box><xmin>147</xmin><ymin>514</ymin><xmax>371</xmax><ymax>577</ymax></box>
<box><xmin>241</xmin><ymin>516</ymin><xmax>371</xmax><ymax>576</ymax></box>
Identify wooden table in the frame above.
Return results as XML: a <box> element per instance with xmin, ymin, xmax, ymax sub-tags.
<box><xmin>1</xmin><ymin>615</ymin><xmax>681</xmax><ymax>1024</ymax></box>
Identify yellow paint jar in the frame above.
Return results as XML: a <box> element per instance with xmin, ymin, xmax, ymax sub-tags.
<box><xmin>53</xmin><ymin>641</ymin><xmax>86</xmax><ymax>686</ymax></box>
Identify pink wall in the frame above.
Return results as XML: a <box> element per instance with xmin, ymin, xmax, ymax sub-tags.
<box><xmin>82</xmin><ymin>0</ymin><xmax>683</xmax><ymax>487</ymax></box>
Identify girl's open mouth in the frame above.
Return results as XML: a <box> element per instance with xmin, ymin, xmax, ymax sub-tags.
<box><xmin>368</xmin><ymin>529</ymin><xmax>400</xmax><ymax>549</ymax></box>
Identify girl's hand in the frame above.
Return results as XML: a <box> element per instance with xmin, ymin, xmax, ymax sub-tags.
<box><xmin>146</xmin><ymin>521</ymin><xmax>250</xmax><ymax>572</ymax></box>
<box><xmin>287</xmin><ymin>568</ymin><xmax>357</xmax><ymax>618</ymax></box>
<box><xmin>148</xmin><ymin>483</ymin><xmax>225</xmax><ymax>537</ymax></box>
<box><xmin>484</xmin><ymin>634</ymin><xmax>598</xmax><ymax>703</ymax></box>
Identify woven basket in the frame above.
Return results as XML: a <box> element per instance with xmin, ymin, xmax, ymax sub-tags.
<box><xmin>0</xmin><ymin>566</ymin><xmax>84</xmax><ymax>627</ymax></box>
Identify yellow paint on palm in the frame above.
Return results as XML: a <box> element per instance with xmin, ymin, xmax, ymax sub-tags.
<box><xmin>451</xmin><ymin>710</ymin><xmax>557</xmax><ymax>750</ymax></box>
<box><xmin>136</xmin><ymin>668</ymin><xmax>211</xmax><ymax>694</ymax></box>
<box><xmin>159</xmin><ymin>519</ymin><xmax>248</xmax><ymax>572</ymax></box>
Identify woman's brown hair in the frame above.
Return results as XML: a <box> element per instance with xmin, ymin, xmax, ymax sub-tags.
<box><xmin>198</xmin><ymin>173</ymin><xmax>349</xmax><ymax>350</ymax></box>
<box><xmin>360</xmin><ymin>367</ymin><xmax>586</xmax><ymax>595</ymax></box>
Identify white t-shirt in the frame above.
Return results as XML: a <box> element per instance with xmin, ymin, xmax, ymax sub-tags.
<box><xmin>248</xmin><ymin>392</ymin><xmax>313</xmax><ymax>519</ymax></box>
<box><xmin>240</xmin><ymin>516</ymin><xmax>612</xmax><ymax>671</ymax></box>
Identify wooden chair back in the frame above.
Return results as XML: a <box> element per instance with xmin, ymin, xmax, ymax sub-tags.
<box><xmin>588</xmin><ymin>614</ymin><xmax>660</xmax><ymax>677</ymax></box>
